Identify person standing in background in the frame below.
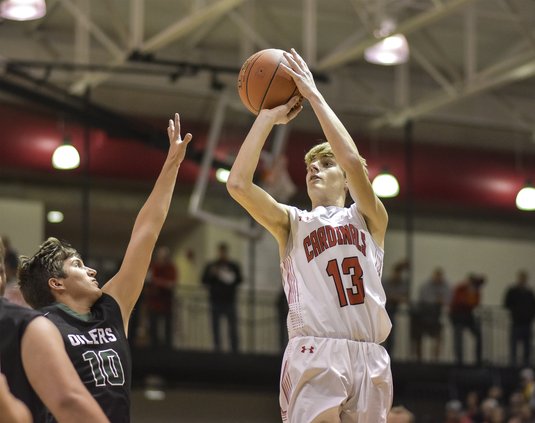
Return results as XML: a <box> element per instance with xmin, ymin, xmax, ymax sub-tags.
<box><xmin>146</xmin><ymin>245</ymin><xmax>178</xmax><ymax>348</ymax></box>
<box><xmin>411</xmin><ymin>267</ymin><xmax>451</xmax><ymax>361</ymax></box>
<box><xmin>449</xmin><ymin>274</ymin><xmax>485</xmax><ymax>365</ymax></box>
<box><xmin>383</xmin><ymin>259</ymin><xmax>410</xmax><ymax>355</ymax></box>
<box><xmin>0</xmin><ymin>236</ymin><xmax>28</xmax><ymax>307</ymax></box>
<box><xmin>202</xmin><ymin>242</ymin><xmax>243</xmax><ymax>353</ymax></box>
<box><xmin>504</xmin><ymin>270</ymin><xmax>535</xmax><ymax>367</ymax></box>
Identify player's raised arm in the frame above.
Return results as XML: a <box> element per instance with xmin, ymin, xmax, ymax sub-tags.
<box><xmin>282</xmin><ymin>49</ymin><xmax>388</xmax><ymax>247</ymax></box>
<box><xmin>102</xmin><ymin>113</ymin><xmax>192</xmax><ymax>331</ymax></box>
<box><xmin>227</xmin><ymin>97</ymin><xmax>302</xmax><ymax>253</ymax></box>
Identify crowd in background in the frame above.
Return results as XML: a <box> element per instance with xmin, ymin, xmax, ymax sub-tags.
<box><xmin>4</xmin><ymin>234</ymin><xmax>535</xmax><ymax>422</ymax></box>
<box><xmin>383</xmin><ymin>260</ymin><xmax>535</xmax><ymax>368</ymax></box>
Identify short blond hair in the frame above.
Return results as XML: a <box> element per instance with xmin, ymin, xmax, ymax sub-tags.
<box><xmin>304</xmin><ymin>141</ymin><xmax>368</xmax><ymax>174</ymax></box>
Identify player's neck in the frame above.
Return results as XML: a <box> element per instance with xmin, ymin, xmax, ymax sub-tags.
<box><xmin>311</xmin><ymin>195</ymin><xmax>346</xmax><ymax>209</ymax></box>
<box><xmin>57</xmin><ymin>296</ymin><xmax>93</xmax><ymax>316</ymax></box>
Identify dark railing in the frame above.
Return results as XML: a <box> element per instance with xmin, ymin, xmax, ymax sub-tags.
<box><xmin>133</xmin><ymin>285</ymin><xmax>521</xmax><ymax>367</ymax></box>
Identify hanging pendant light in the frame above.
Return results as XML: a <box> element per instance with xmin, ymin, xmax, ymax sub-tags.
<box><xmin>52</xmin><ymin>137</ymin><xmax>80</xmax><ymax>170</ymax></box>
<box><xmin>372</xmin><ymin>170</ymin><xmax>400</xmax><ymax>198</ymax></box>
<box><xmin>516</xmin><ymin>181</ymin><xmax>535</xmax><ymax>211</ymax></box>
<box><xmin>0</xmin><ymin>0</ymin><xmax>46</xmax><ymax>21</ymax></box>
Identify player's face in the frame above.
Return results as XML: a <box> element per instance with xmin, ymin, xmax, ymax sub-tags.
<box><xmin>60</xmin><ymin>256</ymin><xmax>101</xmax><ymax>301</ymax></box>
<box><xmin>306</xmin><ymin>156</ymin><xmax>346</xmax><ymax>199</ymax></box>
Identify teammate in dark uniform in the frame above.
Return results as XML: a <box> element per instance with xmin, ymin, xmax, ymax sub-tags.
<box><xmin>18</xmin><ymin>114</ymin><xmax>192</xmax><ymax>423</ymax></box>
<box><xmin>0</xmin><ymin>239</ymin><xmax>108</xmax><ymax>422</ymax></box>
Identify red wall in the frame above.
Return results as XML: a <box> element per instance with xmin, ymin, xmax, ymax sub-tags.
<box><xmin>0</xmin><ymin>104</ymin><xmax>533</xmax><ymax>214</ymax></box>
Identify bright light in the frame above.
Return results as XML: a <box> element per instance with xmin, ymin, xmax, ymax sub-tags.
<box><xmin>372</xmin><ymin>172</ymin><xmax>400</xmax><ymax>198</ymax></box>
<box><xmin>364</xmin><ymin>34</ymin><xmax>409</xmax><ymax>66</ymax></box>
<box><xmin>516</xmin><ymin>185</ymin><xmax>535</xmax><ymax>211</ymax></box>
<box><xmin>47</xmin><ymin>211</ymin><xmax>64</xmax><ymax>223</ymax></box>
<box><xmin>52</xmin><ymin>144</ymin><xmax>80</xmax><ymax>170</ymax></box>
<box><xmin>0</xmin><ymin>0</ymin><xmax>46</xmax><ymax>21</ymax></box>
<box><xmin>143</xmin><ymin>389</ymin><xmax>166</xmax><ymax>401</ymax></box>
<box><xmin>215</xmin><ymin>168</ymin><xmax>230</xmax><ymax>183</ymax></box>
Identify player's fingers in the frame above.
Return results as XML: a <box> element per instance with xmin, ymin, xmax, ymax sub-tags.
<box><xmin>167</xmin><ymin>119</ymin><xmax>174</xmax><ymax>139</ymax></box>
<box><xmin>183</xmin><ymin>133</ymin><xmax>193</xmax><ymax>144</ymax></box>
<box><xmin>280</xmin><ymin>63</ymin><xmax>300</xmax><ymax>80</ymax></box>
<box><xmin>290</xmin><ymin>48</ymin><xmax>308</xmax><ymax>70</ymax></box>
<box><xmin>283</xmin><ymin>52</ymin><xmax>300</xmax><ymax>71</ymax></box>
<box><xmin>174</xmin><ymin>113</ymin><xmax>180</xmax><ymax>136</ymax></box>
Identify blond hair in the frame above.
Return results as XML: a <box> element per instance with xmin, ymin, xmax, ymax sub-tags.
<box><xmin>304</xmin><ymin>141</ymin><xmax>368</xmax><ymax>174</ymax></box>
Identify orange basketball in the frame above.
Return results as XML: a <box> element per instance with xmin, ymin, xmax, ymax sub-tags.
<box><xmin>237</xmin><ymin>48</ymin><xmax>299</xmax><ymax>115</ymax></box>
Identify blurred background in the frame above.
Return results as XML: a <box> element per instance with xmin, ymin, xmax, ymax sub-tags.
<box><xmin>1</xmin><ymin>0</ymin><xmax>535</xmax><ymax>421</ymax></box>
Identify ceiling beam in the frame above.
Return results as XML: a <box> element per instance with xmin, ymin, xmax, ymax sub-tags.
<box><xmin>302</xmin><ymin>0</ymin><xmax>317</xmax><ymax>66</ymax></box>
<box><xmin>370</xmin><ymin>49</ymin><xmax>535</xmax><ymax>128</ymax></box>
<box><xmin>68</xmin><ymin>0</ymin><xmax>247</xmax><ymax>94</ymax></box>
<box><xmin>317</xmin><ymin>0</ymin><xmax>477</xmax><ymax>71</ymax></box>
<box><xmin>57</xmin><ymin>0</ymin><xmax>124</xmax><ymax>57</ymax></box>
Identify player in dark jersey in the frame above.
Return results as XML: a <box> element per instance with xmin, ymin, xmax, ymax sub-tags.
<box><xmin>0</xmin><ymin>239</ymin><xmax>108</xmax><ymax>422</ymax></box>
<box><xmin>18</xmin><ymin>114</ymin><xmax>192</xmax><ymax>423</ymax></box>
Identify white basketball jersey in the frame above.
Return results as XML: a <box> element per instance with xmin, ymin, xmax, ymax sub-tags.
<box><xmin>281</xmin><ymin>204</ymin><xmax>391</xmax><ymax>343</ymax></box>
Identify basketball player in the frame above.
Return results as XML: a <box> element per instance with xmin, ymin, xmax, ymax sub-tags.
<box><xmin>18</xmin><ymin>113</ymin><xmax>192</xmax><ymax>422</ymax></box>
<box><xmin>227</xmin><ymin>49</ymin><xmax>392</xmax><ymax>422</ymax></box>
<box><xmin>0</xmin><ymin>240</ymin><xmax>108</xmax><ymax>422</ymax></box>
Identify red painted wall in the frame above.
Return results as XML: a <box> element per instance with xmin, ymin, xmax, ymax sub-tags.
<box><xmin>0</xmin><ymin>104</ymin><xmax>533</xmax><ymax>214</ymax></box>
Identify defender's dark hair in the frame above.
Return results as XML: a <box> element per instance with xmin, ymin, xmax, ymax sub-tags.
<box><xmin>19</xmin><ymin>237</ymin><xmax>78</xmax><ymax>309</ymax></box>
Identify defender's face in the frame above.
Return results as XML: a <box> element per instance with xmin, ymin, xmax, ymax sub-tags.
<box><xmin>306</xmin><ymin>156</ymin><xmax>346</xmax><ymax>197</ymax></box>
<box><xmin>60</xmin><ymin>256</ymin><xmax>101</xmax><ymax>300</ymax></box>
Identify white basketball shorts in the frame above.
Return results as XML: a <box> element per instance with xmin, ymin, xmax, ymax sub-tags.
<box><xmin>280</xmin><ymin>336</ymin><xmax>392</xmax><ymax>423</ymax></box>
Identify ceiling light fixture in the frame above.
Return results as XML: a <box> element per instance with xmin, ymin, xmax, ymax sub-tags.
<box><xmin>215</xmin><ymin>168</ymin><xmax>230</xmax><ymax>183</ymax></box>
<box><xmin>0</xmin><ymin>0</ymin><xmax>46</xmax><ymax>21</ymax></box>
<box><xmin>364</xmin><ymin>19</ymin><xmax>409</xmax><ymax>66</ymax></box>
<box><xmin>47</xmin><ymin>210</ymin><xmax>64</xmax><ymax>223</ymax></box>
<box><xmin>52</xmin><ymin>138</ymin><xmax>80</xmax><ymax>170</ymax></box>
<box><xmin>372</xmin><ymin>170</ymin><xmax>400</xmax><ymax>198</ymax></box>
<box><xmin>515</xmin><ymin>181</ymin><xmax>535</xmax><ymax>211</ymax></box>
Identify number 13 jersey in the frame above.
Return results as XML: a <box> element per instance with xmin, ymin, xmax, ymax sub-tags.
<box><xmin>281</xmin><ymin>204</ymin><xmax>391</xmax><ymax>343</ymax></box>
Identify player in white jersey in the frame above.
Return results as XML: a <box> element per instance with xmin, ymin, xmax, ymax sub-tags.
<box><xmin>227</xmin><ymin>49</ymin><xmax>392</xmax><ymax>422</ymax></box>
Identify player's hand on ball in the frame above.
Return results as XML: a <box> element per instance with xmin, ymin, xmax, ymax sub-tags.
<box><xmin>167</xmin><ymin>113</ymin><xmax>193</xmax><ymax>163</ymax></box>
<box><xmin>260</xmin><ymin>96</ymin><xmax>303</xmax><ymax>125</ymax></box>
<box><xmin>282</xmin><ymin>48</ymin><xmax>318</xmax><ymax>100</ymax></box>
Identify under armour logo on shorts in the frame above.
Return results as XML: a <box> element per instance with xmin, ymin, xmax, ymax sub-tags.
<box><xmin>301</xmin><ymin>345</ymin><xmax>314</xmax><ymax>353</ymax></box>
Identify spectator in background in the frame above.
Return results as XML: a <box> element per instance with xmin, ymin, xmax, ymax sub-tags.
<box><xmin>443</xmin><ymin>399</ymin><xmax>473</xmax><ymax>423</ymax></box>
<box><xmin>383</xmin><ymin>259</ymin><xmax>410</xmax><ymax>355</ymax></box>
<box><xmin>503</xmin><ymin>270</ymin><xmax>535</xmax><ymax>367</ymax></box>
<box><xmin>202</xmin><ymin>242</ymin><xmax>242</xmax><ymax>353</ymax></box>
<box><xmin>411</xmin><ymin>267</ymin><xmax>451</xmax><ymax>361</ymax></box>
<box><xmin>387</xmin><ymin>405</ymin><xmax>414</xmax><ymax>423</ymax></box>
<box><xmin>449</xmin><ymin>274</ymin><xmax>486</xmax><ymax>366</ymax></box>
<box><xmin>0</xmin><ymin>236</ymin><xmax>28</xmax><ymax>307</ymax></box>
<box><xmin>145</xmin><ymin>245</ymin><xmax>178</xmax><ymax>348</ymax></box>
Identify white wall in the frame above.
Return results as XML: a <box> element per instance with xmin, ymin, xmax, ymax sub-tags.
<box><xmin>384</xmin><ymin>229</ymin><xmax>535</xmax><ymax>305</ymax></box>
<box><xmin>0</xmin><ymin>198</ymin><xmax>44</xmax><ymax>256</ymax></box>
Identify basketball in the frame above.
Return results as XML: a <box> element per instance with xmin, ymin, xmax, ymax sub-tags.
<box><xmin>237</xmin><ymin>48</ymin><xmax>299</xmax><ymax>115</ymax></box>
